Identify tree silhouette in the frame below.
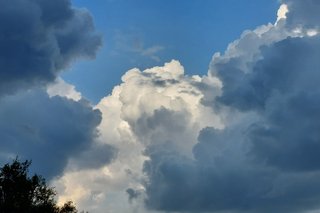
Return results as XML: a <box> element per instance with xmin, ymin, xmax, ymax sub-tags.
<box><xmin>0</xmin><ymin>158</ymin><xmax>78</xmax><ymax>213</ymax></box>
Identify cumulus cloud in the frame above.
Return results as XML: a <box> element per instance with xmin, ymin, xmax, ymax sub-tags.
<box><xmin>140</xmin><ymin>1</ymin><xmax>320</xmax><ymax>212</ymax></box>
<box><xmin>0</xmin><ymin>0</ymin><xmax>114</xmax><ymax>182</ymax></box>
<box><xmin>54</xmin><ymin>60</ymin><xmax>222</xmax><ymax>212</ymax></box>
<box><xmin>0</xmin><ymin>0</ymin><xmax>101</xmax><ymax>95</ymax></box>
<box><xmin>53</xmin><ymin>1</ymin><xmax>320</xmax><ymax>213</ymax></box>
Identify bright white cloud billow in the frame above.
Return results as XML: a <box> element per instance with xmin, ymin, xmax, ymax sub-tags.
<box><xmin>54</xmin><ymin>60</ymin><xmax>222</xmax><ymax>212</ymax></box>
<box><xmin>47</xmin><ymin>77</ymin><xmax>82</xmax><ymax>101</ymax></box>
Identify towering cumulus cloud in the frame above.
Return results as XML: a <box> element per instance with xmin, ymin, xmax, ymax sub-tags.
<box><xmin>54</xmin><ymin>60</ymin><xmax>222</xmax><ymax>212</ymax></box>
<box><xmin>0</xmin><ymin>0</ymin><xmax>101</xmax><ymax>95</ymax></box>
<box><xmin>0</xmin><ymin>0</ymin><xmax>111</xmax><ymax>180</ymax></box>
<box><xmin>142</xmin><ymin>0</ymin><xmax>320</xmax><ymax>212</ymax></box>
<box><xmin>52</xmin><ymin>1</ymin><xmax>320</xmax><ymax>213</ymax></box>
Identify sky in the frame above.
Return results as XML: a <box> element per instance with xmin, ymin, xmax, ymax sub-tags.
<box><xmin>63</xmin><ymin>0</ymin><xmax>279</xmax><ymax>103</ymax></box>
<box><xmin>2</xmin><ymin>0</ymin><xmax>320</xmax><ymax>213</ymax></box>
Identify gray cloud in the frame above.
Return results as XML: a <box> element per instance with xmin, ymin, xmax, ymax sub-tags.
<box><xmin>0</xmin><ymin>0</ymin><xmax>101</xmax><ymax>95</ymax></box>
<box><xmin>70</xmin><ymin>143</ymin><xmax>118</xmax><ymax>170</ymax></box>
<box><xmin>133</xmin><ymin>107</ymin><xmax>190</xmax><ymax>144</ymax></box>
<box><xmin>126</xmin><ymin>188</ymin><xmax>142</xmax><ymax>203</ymax></box>
<box><xmin>0</xmin><ymin>89</ymin><xmax>105</xmax><ymax>179</ymax></box>
<box><xmin>215</xmin><ymin>36</ymin><xmax>320</xmax><ymax>171</ymax></box>
<box><xmin>282</xmin><ymin>0</ymin><xmax>320</xmax><ymax>30</ymax></box>
<box><xmin>143</xmin><ymin>125</ymin><xmax>320</xmax><ymax>213</ymax></box>
<box><xmin>141</xmin><ymin>2</ymin><xmax>320</xmax><ymax>212</ymax></box>
<box><xmin>215</xmin><ymin>36</ymin><xmax>320</xmax><ymax>111</ymax></box>
<box><xmin>0</xmin><ymin>0</ymin><xmax>112</xmax><ymax>180</ymax></box>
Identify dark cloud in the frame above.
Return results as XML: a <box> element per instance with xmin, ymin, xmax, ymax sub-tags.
<box><xmin>126</xmin><ymin>188</ymin><xmax>141</xmax><ymax>203</ymax></box>
<box><xmin>0</xmin><ymin>0</ymin><xmax>108</xmax><ymax>179</ymax></box>
<box><xmin>70</xmin><ymin>143</ymin><xmax>118</xmax><ymax>170</ymax></box>
<box><xmin>136</xmin><ymin>107</ymin><xmax>188</xmax><ymax>132</ymax></box>
<box><xmin>215</xmin><ymin>36</ymin><xmax>320</xmax><ymax>111</ymax></box>
<box><xmin>143</xmin><ymin>127</ymin><xmax>260</xmax><ymax>213</ymax></box>
<box><xmin>0</xmin><ymin>89</ymin><xmax>106</xmax><ymax>179</ymax></box>
<box><xmin>142</xmin><ymin>34</ymin><xmax>320</xmax><ymax>213</ymax></box>
<box><xmin>0</xmin><ymin>0</ymin><xmax>101</xmax><ymax>95</ymax></box>
<box><xmin>143</xmin><ymin>127</ymin><xmax>320</xmax><ymax>213</ymax></box>
<box><xmin>131</xmin><ymin>107</ymin><xmax>190</xmax><ymax>147</ymax></box>
<box><xmin>215</xmin><ymin>36</ymin><xmax>320</xmax><ymax>171</ymax></box>
<box><xmin>282</xmin><ymin>0</ymin><xmax>320</xmax><ymax>29</ymax></box>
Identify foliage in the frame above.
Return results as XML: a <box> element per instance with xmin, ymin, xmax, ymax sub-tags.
<box><xmin>0</xmin><ymin>158</ymin><xmax>78</xmax><ymax>213</ymax></box>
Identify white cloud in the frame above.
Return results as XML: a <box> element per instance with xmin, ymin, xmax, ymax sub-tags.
<box><xmin>47</xmin><ymin>77</ymin><xmax>82</xmax><ymax>101</ymax></box>
<box><xmin>53</xmin><ymin>60</ymin><xmax>222</xmax><ymax>213</ymax></box>
<box><xmin>276</xmin><ymin>4</ymin><xmax>288</xmax><ymax>24</ymax></box>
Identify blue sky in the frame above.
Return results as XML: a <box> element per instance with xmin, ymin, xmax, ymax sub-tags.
<box><xmin>64</xmin><ymin>0</ymin><xmax>279</xmax><ymax>102</ymax></box>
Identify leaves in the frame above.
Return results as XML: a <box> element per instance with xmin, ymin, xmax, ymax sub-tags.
<box><xmin>0</xmin><ymin>158</ymin><xmax>79</xmax><ymax>213</ymax></box>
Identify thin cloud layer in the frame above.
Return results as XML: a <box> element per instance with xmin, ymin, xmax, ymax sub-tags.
<box><xmin>0</xmin><ymin>0</ymin><xmax>102</xmax><ymax>95</ymax></box>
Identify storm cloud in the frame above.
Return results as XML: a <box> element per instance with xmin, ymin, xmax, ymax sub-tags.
<box><xmin>0</xmin><ymin>0</ymin><xmax>101</xmax><ymax>95</ymax></box>
<box><xmin>141</xmin><ymin>1</ymin><xmax>320</xmax><ymax>212</ymax></box>
<box><xmin>0</xmin><ymin>89</ymin><xmax>103</xmax><ymax>179</ymax></box>
<box><xmin>0</xmin><ymin>0</ymin><xmax>112</xmax><ymax>180</ymax></box>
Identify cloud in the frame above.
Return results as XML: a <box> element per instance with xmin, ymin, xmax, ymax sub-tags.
<box><xmin>212</xmin><ymin>13</ymin><xmax>320</xmax><ymax>172</ymax></box>
<box><xmin>0</xmin><ymin>0</ymin><xmax>112</xmax><ymax>182</ymax></box>
<box><xmin>276</xmin><ymin>4</ymin><xmax>288</xmax><ymax>24</ymax></box>
<box><xmin>0</xmin><ymin>89</ymin><xmax>106</xmax><ymax>179</ymax></box>
<box><xmin>126</xmin><ymin>188</ymin><xmax>142</xmax><ymax>203</ymax></box>
<box><xmin>113</xmin><ymin>30</ymin><xmax>165</xmax><ymax>62</ymax></box>
<box><xmin>54</xmin><ymin>60</ymin><xmax>222</xmax><ymax>212</ymax></box>
<box><xmin>69</xmin><ymin>143</ymin><xmax>118</xmax><ymax>170</ymax></box>
<box><xmin>282</xmin><ymin>0</ymin><xmax>320</xmax><ymax>31</ymax></box>
<box><xmin>246</xmin><ymin>36</ymin><xmax>320</xmax><ymax>171</ymax></box>
<box><xmin>47</xmin><ymin>77</ymin><xmax>82</xmax><ymax>101</ymax></box>
<box><xmin>144</xmin><ymin>125</ymin><xmax>320</xmax><ymax>213</ymax></box>
<box><xmin>52</xmin><ymin>1</ymin><xmax>320</xmax><ymax>213</ymax></box>
<box><xmin>130</xmin><ymin>1</ymin><xmax>320</xmax><ymax>212</ymax></box>
<box><xmin>0</xmin><ymin>0</ymin><xmax>101</xmax><ymax>95</ymax></box>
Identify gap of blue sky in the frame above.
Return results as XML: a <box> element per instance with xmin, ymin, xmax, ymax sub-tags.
<box><xmin>63</xmin><ymin>0</ymin><xmax>279</xmax><ymax>103</ymax></box>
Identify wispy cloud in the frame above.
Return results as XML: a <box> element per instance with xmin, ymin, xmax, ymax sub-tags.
<box><xmin>113</xmin><ymin>30</ymin><xmax>165</xmax><ymax>62</ymax></box>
